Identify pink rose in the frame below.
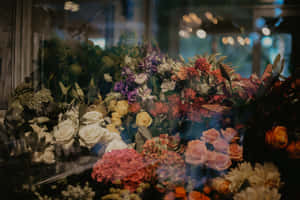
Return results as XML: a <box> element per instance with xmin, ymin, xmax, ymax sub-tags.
<box><xmin>212</xmin><ymin>138</ymin><xmax>229</xmax><ymax>153</ymax></box>
<box><xmin>221</xmin><ymin>128</ymin><xmax>238</xmax><ymax>142</ymax></box>
<box><xmin>228</xmin><ymin>143</ymin><xmax>243</xmax><ymax>161</ymax></box>
<box><xmin>185</xmin><ymin>140</ymin><xmax>207</xmax><ymax>165</ymax></box>
<box><xmin>206</xmin><ymin>151</ymin><xmax>232</xmax><ymax>171</ymax></box>
<box><xmin>201</xmin><ymin>128</ymin><xmax>220</xmax><ymax>144</ymax></box>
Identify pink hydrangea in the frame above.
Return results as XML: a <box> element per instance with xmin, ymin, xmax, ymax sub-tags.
<box><xmin>91</xmin><ymin>149</ymin><xmax>149</xmax><ymax>191</ymax></box>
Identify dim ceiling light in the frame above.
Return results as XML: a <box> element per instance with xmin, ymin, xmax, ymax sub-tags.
<box><xmin>189</xmin><ymin>13</ymin><xmax>202</xmax><ymax>25</ymax></box>
<box><xmin>64</xmin><ymin>1</ymin><xmax>80</xmax><ymax>12</ymax></box>
<box><xmin>244</xmin><ymin>37</ymin><xmax>251</xmax><ymax>45</ymax></box>
<box><xmin>196</xmin><ymin>29</ymin><xmax>207</xmax><ymax>39</ymax></box>
<box><xmin>228</xmin><ymin>37</ymin><xmax>235</xmax><ymax>45</ymax></box>
<box><xmin>205</xmin><ymin>11</ymin><xmax>213</xmax><ymax>20</ymax></box>
<box><xmin>183</xmin><ymin>15</ymin><xmax>192</xmax><ymax>24</ymax></box>
<box><xmin>262</xmin><ymin>27</ymin><xmax>271</xmax><ymax>36</ymax></box>
<box><xmin>237</xmin><ymin>36</ymin><xmax>245</xmax><ymax>45</ymax></box>
<box><xmin>179</xmin><ymin>30</ymin><xmax>190</xmax><ymax>38</ymax></box>
<box><xmin>222</xmin><ymin>37</ymin><xmax>228</xmax><ymax>44</ymax></box>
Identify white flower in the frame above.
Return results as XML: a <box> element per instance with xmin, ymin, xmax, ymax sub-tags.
<box><xmin>81</xmin><ymin>111</ymin><xmax>103</xmax><ymax>125</ymax></box>
<box><xmin>78</xmin><ymin>124</ymin><xmax>106</xmax><ymax>149</ymax></box>
<box><xmin>104</xmin><ymin>73</ymin><xmax>113</xmax><ymax>82</ymax></box>
<box><xmin>32</xmin><ymin>146</ymin><xmax>55</xmax><ymax>164</ymax></box>
<box><xmin>135</xmin><ymin>73</ymin><xmax>148</xmax><ymax>85</ymax></box>
<box><xmin>124</xmin><ymin>55</ymin><xmax>133</xmax><ymax>65</ymax></box>
<box><xmin>105</xmin><ymin>139</ymin><xmax>128</xmax><ymax>152</ymax></box>
<box><xmin>225</xmin><ymin>162</ymin><xmax>254</xmax><ymax>192</ymax></box>
<box><xmin>138</xmin><ymin>85</ymin><xmax>156</xmax><ymax>102</ymax></box>
<box><xmin>196</xmin><ymin>83</ymin><xmax>210</xmax><ymax>95</ymax></box>
<box><xmin>53</xmin><ymin>119</ymin><xmax>77</xmax><ymax>149</ymax></box>
<box><xmin>161</xmin><ymin>79</ymin><xmax>176</xmax><ymax>93</ymax></box>
<box><xmin>30</xmin><ymin>123</ymin><xmax>54</xmax><ymax>144</ymax></box>
<box><xmin>249</xmin><ymin>163</ymin><xmax>281</xmax><ymax>188</ymax></box>
<box><xmin>233</xmin><ymin>186</ymin><xmax>281</xmax><ymax>200</ymax></box>
<box><xmin>158</xmin><ymin>62</ymin><xmax>171</xmax><ymax>74</ymax></box>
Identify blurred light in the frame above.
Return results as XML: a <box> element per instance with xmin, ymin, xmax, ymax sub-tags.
<box><xmin>275</xmin><ymin>0</ymin><xmax>284</xmax><ymax>5</ymax></box>
<box><xmin>91</xmin><ymin>38</ymin><xmax>106</xmax><ymax>49</ymax></box>
<box><xmin>262</xmin><ymin>27</ymin><xmax>271</xmax><ymax>36</ymax></box>
<box><xmin>179</xmin><ymin>30</ymin><xmax>190</xmax><ymax>38</ymax></box>
<box><xmin>275</xmin><ymin>17</ymin><xmax>283</xmax><ymax>27</ymax></box>
<box><xmin>185</xmin><ymin>27</ymin><xmax>193</xmax><ymax>32</ymax></box>
<box><xmin>237</xmin><ymin>36</ymin><xmax>245</xmax><ymax>46</ymax></box>
<box><xmin>255</xmin><ymin>18</ymin><xmax>266</xmax><ymax>28</ymax></box>
<box><xmin>196</xmin><ymin>29</ymin><xmax>207</xmax><ymax>39</ymax></box>
<box><xmin>274</xmin><ymin>8</ymin><xmax>282</xmax><ymax>17</ymax></box>
<box><xmin>249</xmin><ymin>32</ymin><xmax>260</xmax><ymax>42</ymax></box>
<box><xmin>205</xmin><ymin>11</ymin><xmax>214</xmax><ymax>20</ymax></box>
<box><xmin>222</xmin><ymin>37</ymin><xmax>228</xmax><ymax>44</ymax></box>
<box><xmin>262</xmin><ymin>36</ymin><xmax>273</xmax><ymax>47</ymax></box>
<box><xmin>189</xmin><ymin>13</ymin><xmax>202</xmax><ymax>25</ymax></box>
<box><xmin>212</xmin><ymin>18</ymin><xmax>218</xmax><ymax>24</ymax></box>
<box><xmin>244</xmin><ymin>37</ymin><xmax>251</xmax><ymax>45</ymax></box>
<box><xmin>183</xmin><ymin>15</ymin><xmax>192</xmax><ymax>23</ymax></box>
<box><xmin>64</xmin><ymin>1</ymin><xmax>80</xmax><ymax>12</ymax></box>
<box><xmin>228</xmin><ymin>37</ymin><xmax>235</xmax><ymax>45</ymax></box>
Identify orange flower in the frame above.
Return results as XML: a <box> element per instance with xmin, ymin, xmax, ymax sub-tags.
<box><xmin>203</xmin><ymin>186</ymin><xmax>211</xmax><ymax>195</ymax></box>
<box><xmin>265</xmin><ymin>126</ymin><xmax>288</xmax><ymax>149</ymax></box>
<box><xmin>177</xmin><ymin>67</ymin><xmax>188</xmax><ymax>80</ymax></box>
<box><xmin>286</xmin><ymin>141</ymin><xmax>300</xmax><ymax>159</ymax></box>
<box><xmin>164</xmin><ymin>192</ymin><xmax>176</xmax><ymax>200</ymax></box>
<box><xmin>188</xmin><ymin>191</ymin><xmax>210</xmax><ymax>200</ymax></box>
<box><xmin>228</xmin><ymin>143</ymin><xmax>243</xmax><ymax>161</ymax></box>
<box><xmin>175</xmin><ymin>187</ymin><xmax>187</xmax><ymax>199</ymax></box>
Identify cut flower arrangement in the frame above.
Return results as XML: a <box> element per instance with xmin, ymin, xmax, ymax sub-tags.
<box><xmin>0</xmin><ymin>40</ymin><xmax>296</xmax><ymax>200</ymax></box>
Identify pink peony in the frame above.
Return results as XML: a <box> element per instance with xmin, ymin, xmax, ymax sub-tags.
<box><xmin>91</xmin><ymin>149</ymin><xmax>149</xmax><ymax>191</ymax></box>
<box><xmin>206</xmin><ymin>151</ymin><xmax>232</xmax><ymax>171</ymax></box>
<box><xmin>221</xmin><ymin>128</ymin><xmax>238</xmax><ymax>142</ymax></box>
<box><xmin>228</xmin><ymin>143</ymin><xmax>243</xmax><ymax>161</ymax></box>
<box><xmin>212</xmin><ymin>138</ymin><xmax>229</xmax><ymax>153</ymax></box>
<box><xmin>201</xmin><ymin>128</ymin><xmax>220</xmax><ymax>144</ymax></box>
<box><xmin>185</xmin><ymin>140</ymin><xmax>207</xmax><ymax>165</ymax></box>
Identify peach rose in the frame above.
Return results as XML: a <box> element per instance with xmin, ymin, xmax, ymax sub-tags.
<box><xmin>212</xmin><ymin>139</ymin><xmax>229</xmax><ymax>153</ymax></box>
<box><xmin>228</xmin><ymin>143</ymin><xmax>243</xmax><ymax>161</ymax></box>
<box><xmin>177</xmin><ymin>67</ymin><xmax>188</xmax><ymax>80</ymax></box>
<box><xmin>136</xmin><ymin>111</ymin><xmax>153</xmax><ymax>127</ymax></box>
<box><xmin>206</xmin><ymin>151</ymin><xmax>231</xmax><ymax>171</ymax></box>
<box><xmin>185</xmin><ymin>140</ymin><xmax>207</xmax><ymax>165</ymax></box>
<box><xmin>201</xmin><ymin>129</ymin><xmax>220</xmax><ymax>144</ymax></box>
<box><xmin>265</xmin><ymin>126</ymin><xmax>288</xmax><ymax>149</ymax></box>
<box><xmin>221</xmin><ymin>128</ymin><xmax>238</xmax><ymax>142</ymax></box>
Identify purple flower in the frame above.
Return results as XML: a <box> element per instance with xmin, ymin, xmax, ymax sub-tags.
<box><xmin>127</xmin><ymin>89</ymin><xmax>138</xmax><ymax>103</ymax></box>
<box><xmin>114</xmin><ymin>81</ymin><xmax>125</xmax><ymax>92</ymax></box>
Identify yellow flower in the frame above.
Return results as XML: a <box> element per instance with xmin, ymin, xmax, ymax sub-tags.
<box><xmin>136</xmin><ymin>112</ymin><xmax>152</xmax><ymax>128</ymax></box>
<box><xmin>115</xmin><ymin>100</ymin><xmax>129</xmax><ymax>116</ymax></box>
<box><xmin>108</xmin><ymin>100</ymin><xmax>117</xmax><ymax>112</ymax></box>
<box><xmin>106</xmin><ymin>124</ymin><xmax>120</xmax><ymax>134</ymax></box>
<box><xmin>111</xmin><ymin>112</ymin><xmax>122</xmax><ymax>126</ymax></box>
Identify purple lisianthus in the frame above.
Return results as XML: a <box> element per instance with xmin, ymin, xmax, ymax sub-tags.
<box><xmin>127</xmin><ymin>89</ymin><xmax>138</xmax><ymax>103</ymax></box>
<box><xmin>114</xmin><ymin>81</ymin><xmax>125</xmax><ymax>92</ymax></box>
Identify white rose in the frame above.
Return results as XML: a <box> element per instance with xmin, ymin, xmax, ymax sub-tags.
<box><xmin>161</xmin><ymin>80</ymin><xmax>176</xmax><ymax>93</ymax></box>
<box><xmin>105</xmin><ymin>139</ymin><xmax>128</xmax><ymax>152</ymax></box>
<box><xmin>158</xmin><ymin>63</ymin><xmax>171</xmax><ymax>74</ymax></box>
<box><xmin>42</xmin><ymin>146</ymin><xmax>55</xmax><ymax>164</ymax></box>
<box><xmin>104</xmin><ymin>73</ymin><xmax>113</xmax><ymax>82</ymax></box>
<box><xmin>53</xmin><ymin>119</ymin><xmax>77</xmax><ymax>149</ymax></box>
<box><xmin>135</xmin><ymin>73</ymin><xmax>148</xmax><ymax>85</ymax></box>
<box><xmin>78</xmin><ymin>124</ymin><xmax>106</xmax><ymax>149</ymax></box>
<box><xmin>81</xmin><ymin>111</ymin><xmax>103</xmax><ymax>125</ymax></box>
<box><xmin>101</xmin><ymin>131</ymin><xmax>122</xmax><ymax>144</ymax></box>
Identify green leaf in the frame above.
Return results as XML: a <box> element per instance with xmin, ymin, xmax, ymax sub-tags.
<box><xmin>59</xmin><ymin>82</ymin><xmax>71</xmax><ymax>96</ymax></box>
<box><xmin>217</xmin><ymin>56</ymin><xmax>227</xmax><ymax>64</ymax></box>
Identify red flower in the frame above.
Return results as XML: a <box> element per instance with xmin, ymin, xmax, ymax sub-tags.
<box><xmin>209</xmin><ymin>95</ymin><xmax>226</xmax><ymax>104</ymax></box>
<box><xmin>91</xmin><ymin>149</ymin><xmax>149</xmax><ymax>191</ymax></box>
<box><xmin>168</xmin><ymin>94</ymin><xmax>181</xmax><ymax>104</ymax></box>
<box><xmin>211</xmin><ymin>69</ymin><xmax>225</xmax><ymax>83</ymax></box>
<box><xmin>150</xmin><ymin>102</ymin><xmax>169</xmax><ymax>116</ymax></box>
<box><xmin>186</xmin><ymin>67</ymin><xmax>199</xmax><ymax>77</ymax></box>
<box><xmin>184</xmin><ymin>88</ymin><xmax>196</xmax><ymax>100</ymax></box>
<box><xmin>195</xmin><ymin>58</ymin><xmax>211</xmax><ymax>72</ymax></box>
<box><xmin>129</xmin><ymin>102</ymin><xmax>141</xmax><ymax>113</ymax></box>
